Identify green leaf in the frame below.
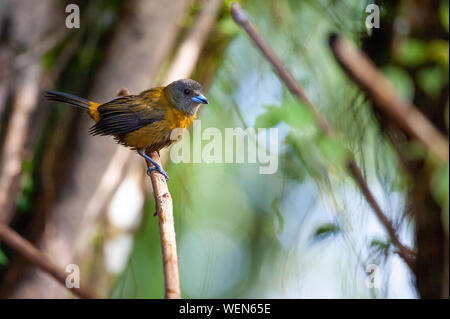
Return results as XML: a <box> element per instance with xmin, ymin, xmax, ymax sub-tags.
<box><xmin>318</xmin><ymin>135</ymin><xmax>350</xmax><ymax>167</ymax></box>
<box><xmin>369</xmin><ymin>239</ymin><xmax>391</xmax><ymax>256</ymax></box>
<box><xmin>382</xmin><ymin>65</ymin><xmax>415</xmax><ymax>100</ymax></box>
<box><xmin>311</xmin><ymin>223</ymin><xmax>340</xmax><ymax>242</ymax></box>
<box><xmin>218</xmin><ymin>16</ymin><xmax>241</xmax><ymax>36</ymax></box>
<box><xmin>282</xmin><ymin>101</ymin><xmax>317</xmax><ymax>131</ymax></box>
<box><xmin>16</xmin><ymin>162</ymin><xmax>34</xmax><ymax>213</ymax></box>
<box><xmin>427</xmin><ymin>40</ymin><xmax>449</xmax><ymax>68</ymax></box>
<box><xmin>16</xmin><ymin>192</ymin><xmax>31</xmax><ymax>213</ymax></box>
<box><xmin>255</xmin><ymin>101</ymin><xmax>317</xmax><ymax>136</ymax></box>
<box><xmin>254</xmin><ymin>105</ymin><xmax>284</xmax><ymax>129</ymax></box>
<box><xmin>396</xmin><ymin>38</ymin><xmax>427</xmax><ymax>66</ymax></box>
<box><xmin>281</xmin><ymin>149</ymin><xmax>307</xmax><ymax>182</ymax></box>
<box><xmin>440</xmin><ymin>1</ymin><xmax>449</xmax><ymax>33</ymax></box>
<box><xmin>431</xmin><ymin>162</ymin><xmax>449</xmax><ymax>238</ymax></box>
<box><xmin>431</xmin><ymin>163</ymin><xmax>449</xmax><ymax>206</ymax></box>
<box><xmin>417</xmin><ymin>66</ymin><xmax>448</xmax><ymax>96</ymax></box>
<box><xmin>21</xmin><ymin>160</ymin><xmax>33</xmax><ymax>174</ymax></box>
<box><xmin>0</xmin><ymin>249</ymin><xmax>8</xmax><ymax>266</ymax></box>
<box><xmin>21</xmin><ymin>173</ymin><xmax>34</xmax><ymax>195</ymax></box>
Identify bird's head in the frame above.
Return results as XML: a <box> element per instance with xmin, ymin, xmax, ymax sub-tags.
<box><xmin>164</xmin><ymin>79</ymin><xmax>208</xmax><ymax>115</ymax></box>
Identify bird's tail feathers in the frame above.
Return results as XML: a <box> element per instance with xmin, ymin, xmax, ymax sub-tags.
<box><xmin>44</xmin><ymin>90</ymin><xmax>91</xmax><ymax>110</ymax></box>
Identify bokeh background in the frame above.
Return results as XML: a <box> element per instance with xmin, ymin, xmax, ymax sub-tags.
<box><xmin>0</xmin><ymin>0</ymin><xmax>448</xmax><ymax>298</ymax></box>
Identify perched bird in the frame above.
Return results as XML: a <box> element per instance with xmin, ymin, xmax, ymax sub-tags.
<box><xmin>44</xmin><ymin>79</ymin><xmax>208</xmax><ymax>180</ymax></box>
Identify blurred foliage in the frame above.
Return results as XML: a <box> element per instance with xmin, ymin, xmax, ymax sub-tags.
<box><xmin>111</xmin><ymin>201</ymin><xmax>165</xmax><ymax>298</ymax></box>
<box><xmin>395</xmin><ymin>38</ymin><xmax>428</xmax><ymax>67</ymax></box>
<box><xmin>440</xmin><ymin>1</ymin><xmax>450</xmax><ymax>32</ymax></box>
<box><xmin>0</xmin><ymin>249</ymin><xmax>8</xmax><ymax>266</ymax></box>
<box><xmin>432</xmin><ymin>163</ymin><xmax>450</xmax><ymax>236</ymax></box>
<box><xmin>382</xmin><ymin>65</ymin><xmax>415</xmax><ymax>100</ymax></box>
<box><xmin>254</xmin><ymin>100</ymin><xmax>317</xmax><ymax>132</ymax></box>
<box><xmin>311</xmin><ymin>223</ymin><xmax>341</xmax><ymax>243</ymax></box>
<box><xmin>417</xmin><ymin>66</ymin><xmax>448</xmax><ymax>96</ymax></box>
<box><xmin>16</xmin><ymin>161</ymin><xmax>34</xmax><ymax>213</ymax></box>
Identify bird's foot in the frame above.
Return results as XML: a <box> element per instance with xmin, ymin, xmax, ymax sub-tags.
<box><xmin>147</xmin><ymin>164</ymin><xmax>169</xmax><ymax>181</ymax></box>
<box><xmin>138</xmin><ymin>149</ymin><xmax>169</xmax><ymax>181</ymax></box>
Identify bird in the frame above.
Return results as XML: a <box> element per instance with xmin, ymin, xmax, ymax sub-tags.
<box><xmin>44</xmin><ymin>79</ymin><xmax>208</xmax><ymax>180</ymax></box>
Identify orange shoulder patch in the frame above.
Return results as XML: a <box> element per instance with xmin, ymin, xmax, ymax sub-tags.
<box><xmin>88</xmin><ymin>102</ymin><xmax>102</xmax><ymax>122</ymax></box>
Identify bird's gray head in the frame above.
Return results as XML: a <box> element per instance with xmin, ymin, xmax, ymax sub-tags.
<box><xmin>165</xmin><ymin>79</ymin><xmax>208</xmax><ymax>115</ymax></box>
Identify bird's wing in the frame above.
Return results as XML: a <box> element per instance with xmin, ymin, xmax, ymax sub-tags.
<box><xmin>88</xmin><ymin>93</ymin><xmax>166</xmax><ymax>136</ymax></box>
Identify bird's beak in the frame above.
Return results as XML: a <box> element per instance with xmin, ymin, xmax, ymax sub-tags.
<box><xmin>191</xmin><ymin>94</ymin><xmax>208</xmax><ymax>104</ymax></box>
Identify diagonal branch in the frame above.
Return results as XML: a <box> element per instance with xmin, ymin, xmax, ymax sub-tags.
<box><xmin>329</xmin><ymin>34</ymin><xmax>449</xmax><ymax>163</ymax></box>
<box><xmin>0</xmin><ymin>223</ymin><xmax>98</xmax><ymax>299</ymax></box>
<box><xmin>230</xmin><ymin>2</ymin><xmax>415</xmax><ymax>267</ymax></box>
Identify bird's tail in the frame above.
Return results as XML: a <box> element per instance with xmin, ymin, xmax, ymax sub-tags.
<box><xmin>44</xmin><ymin>90</ymin><xmax>101</xmax><ymax>122</ymax></box>
<box><xmin>44</xmin><ymin>90</ymin><xmax>92</xmax><ymax>110</ymax></box>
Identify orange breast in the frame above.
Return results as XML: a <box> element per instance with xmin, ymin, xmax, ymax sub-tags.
<box><xmin>165</xmin><ymin>107</ymin><xmax>196</xmax><ymax>130</ymax></box>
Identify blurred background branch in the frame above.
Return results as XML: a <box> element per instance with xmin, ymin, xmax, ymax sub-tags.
<box><xmin>0</xmin><ymin>223</ymin><xmax>98</xmax><ymax>299</ymax></box>
<box><xmin>330</xmin><ymin>34</ymin><xmax>449</xmax><ymax>163</ymax></box>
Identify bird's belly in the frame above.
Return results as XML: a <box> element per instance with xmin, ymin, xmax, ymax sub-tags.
<box><xmin>121</xmin><ymin>120</ymin><xmax>187</xmax><ymax>151</ymax></box>
<box><xmin>121</xmin><ymin>122</ymin><xmax>169</xmax><ymax>150</ymax></box>
<box><xmin>121</xmin><ymin>110</ymin><xmax>195</xmax><ymax>151</ymax></box>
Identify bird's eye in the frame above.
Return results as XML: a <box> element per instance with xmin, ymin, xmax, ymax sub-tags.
<box><xmin>184</xmin><ymin>89</ymin><xmax>191</xmax><ymax>95</ymax></box>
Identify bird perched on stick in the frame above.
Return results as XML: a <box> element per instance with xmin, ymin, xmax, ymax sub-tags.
<box><xmin>45</xmin><ymin>79</ymin><xmax>208</xmax><ymax>180</ymax></box>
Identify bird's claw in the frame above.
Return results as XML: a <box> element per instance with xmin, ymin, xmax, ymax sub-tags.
<box><xmin>147</xmin><ymin>165</ymin><xmax>169</xmax><ymax>181</ymax></box>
